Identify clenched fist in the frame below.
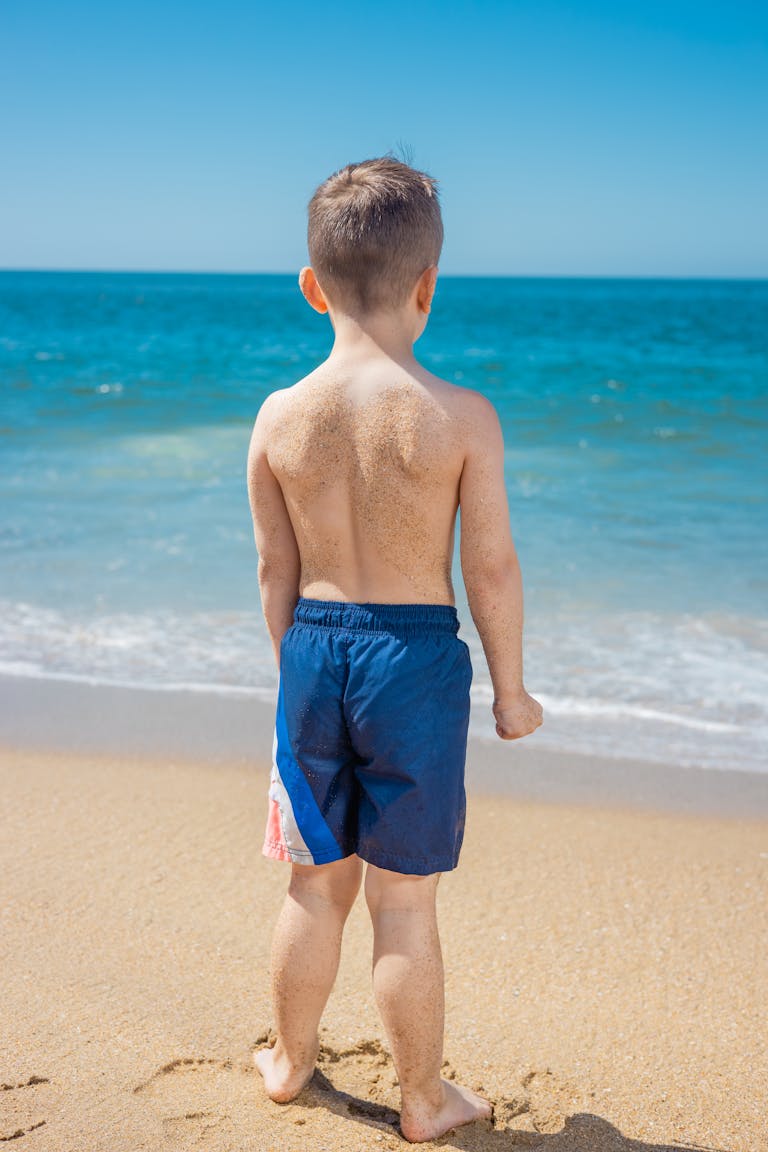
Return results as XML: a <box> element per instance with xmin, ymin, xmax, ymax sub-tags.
<box><xmin>493</xmin><ymin>690</ymin><xmax>544</xmax><ymax>741</ymax></box>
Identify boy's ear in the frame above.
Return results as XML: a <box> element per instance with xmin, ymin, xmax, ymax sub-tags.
<box><xmin>416</xmin><ymin>265</ymin><xmax>438</xmax><ymax>315</ymax></box>
<box><xmin>298</xmin><ymin>266</ymin><xmax>329</xmax><ymax>314</ymax></box>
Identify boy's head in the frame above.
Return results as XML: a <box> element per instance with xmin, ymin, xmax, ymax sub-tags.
<box><xmin>306</xmin><ymin>157</ymin><xmax>443</xmax><ymax>315</ymax></box>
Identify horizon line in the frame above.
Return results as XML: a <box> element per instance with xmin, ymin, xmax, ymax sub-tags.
<box><xmin>1</xmin><ymin>267</ymin><xmax>767</xmax><ymax>282</ymax></box>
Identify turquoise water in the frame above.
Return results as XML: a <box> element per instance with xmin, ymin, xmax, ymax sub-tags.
<box><xmin>1</xmin><ymin>272</ymin><xmax>766</xmax><ymax>770</ymax></box>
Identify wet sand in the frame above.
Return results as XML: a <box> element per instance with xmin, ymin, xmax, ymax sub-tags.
<box><xmin>1</xmin><ymin>740</ymin><xmax>766</xmax><ymax>1152</ymax></box>
<box><xmin>2</xmin><ymin>671</ymin><xmax>767</xmax><ymax>818</ymax></box>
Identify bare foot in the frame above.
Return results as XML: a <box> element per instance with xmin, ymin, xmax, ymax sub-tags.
<box><xmin>253</xmin><ymin>1039</ymin><xmax>319</xmax><ymax>1104</ymax></box>
<box><xmin>400</xmin><ymin>1078</ymin><xmax>493</xmax><ymax>1142</ymax></box>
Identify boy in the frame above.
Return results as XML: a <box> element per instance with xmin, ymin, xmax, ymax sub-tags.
<box><xmin>247</xmin><ymin>157</ymin><xmax>543</xmax><ymax>1143</ymax></box>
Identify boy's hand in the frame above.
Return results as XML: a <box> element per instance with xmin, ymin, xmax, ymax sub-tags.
<box><xmin>493</xmin><ymin>691</ymin><xmax>544</xmax><ymax>740</ymax></box>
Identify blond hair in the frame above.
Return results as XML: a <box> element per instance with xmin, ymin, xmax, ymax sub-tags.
<box><xmin>307</xmin><ymin>157</ymin><xmax>443</xmax><ymax>313</ymax></box>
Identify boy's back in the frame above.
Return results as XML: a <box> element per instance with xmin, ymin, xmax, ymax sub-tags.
<box><xmin>263</xmin><ymin>356</ymin><xmax>483</xmax><ymax>604</ymax></box>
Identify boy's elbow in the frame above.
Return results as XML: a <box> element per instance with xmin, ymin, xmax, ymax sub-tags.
<box><xmin>257</xmin><ymin>551</ymin><xmax>299</xmax><ymax>587</ymax></box>
<box><xmin>462</xmin><ymin>549</ymin><xmax>520</xmax><ymax>596</ymax></box>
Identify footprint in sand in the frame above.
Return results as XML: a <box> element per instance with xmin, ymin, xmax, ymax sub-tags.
<box><xmin>314</xmin><ymin>1035</ymin><xmax>401</xmax><ymax>1127</ymax></box>
<box><xmin>134</xmin><ymin>1039</ymin><xmax>403</xmax><ymax>1144</ymax></box>
<box><xmin>0</xmin><ymin>1075</ymin><xmax>51</xmax><ymax>1142</ymax></box>
<box><xmin>134</xmin><ymin>1057</ymin><xmax>263</xmax><ymax>1143</ymax></box>
<box><xmin>493</xmin><ymin>1066</ymin><xmax>584</xmax><ymax>1136</ymax></box>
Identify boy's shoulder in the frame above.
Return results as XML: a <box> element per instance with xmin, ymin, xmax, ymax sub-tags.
<box><xmin>252</xmin><ymin>364</ymin><xmax>328</xmax><ymax>420</ymax></box>
<box><xmin>417</xmin><ymin>368</ymin><xmax>503</xmax><ymax>439</ymax></box>
<box><xmin>424</xmin><ymin>369</ymin><xmax>499</xmax><ymax>412</ymax></box>
<box><xmin>249</xmin><ymin>378</ymin><xmax>308</xmax><ymax>439</ymax></box>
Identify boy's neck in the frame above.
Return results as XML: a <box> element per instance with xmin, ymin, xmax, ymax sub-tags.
<box><xmin>327</xmin><ymin>310</ymin><xmax>420</xmax><ymax>367</ymax></box>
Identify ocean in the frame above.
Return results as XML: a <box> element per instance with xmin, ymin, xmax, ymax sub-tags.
<box><xmin>1</xmin><ymin>272</ymin><xmax>766</xmax><ymax>772</ymax></box>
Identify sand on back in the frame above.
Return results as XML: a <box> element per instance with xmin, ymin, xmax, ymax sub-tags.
<box><xmin>266</xmin><ymin>364</ymin><xmax>471</xmax><ymax>604</ymax></box>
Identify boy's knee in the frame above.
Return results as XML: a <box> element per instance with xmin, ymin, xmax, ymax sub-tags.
<box><xmin>364</xmin><ymin>864</ymin><xmax>440</xmax><ymax>915</ymax></box>
<box><xmin>289</xmin><ymin>855</ymin><xmax>363</xmax><ymax>912</ymax></box>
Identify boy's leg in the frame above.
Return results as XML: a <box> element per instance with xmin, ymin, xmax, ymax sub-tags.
<box><xmin>364</xmin><ymin>864</ymin><xmax>492</xmax><ymax>1143</ymax></box>
<box><xmin>255</xmin><ymin>854</ymin><xmax>363</xmax><ymax>1102</ymax></box>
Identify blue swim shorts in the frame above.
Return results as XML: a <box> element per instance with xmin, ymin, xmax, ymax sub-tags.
<box><xmin>263</xmin><ymin>597</ymin><xmax>473</xmax><ymax>876</ymax></box>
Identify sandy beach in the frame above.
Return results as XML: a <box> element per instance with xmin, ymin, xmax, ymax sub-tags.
<box><xmin>2</xmin><ymin>732</ymin><xmax>766</xmax><ymax>1151</ymax></box>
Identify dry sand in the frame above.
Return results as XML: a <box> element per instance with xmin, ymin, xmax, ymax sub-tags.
<box><xmin>1</xmin><ymin>743</ymin><xmax>766</xmax><ymax>1152</ymax></box>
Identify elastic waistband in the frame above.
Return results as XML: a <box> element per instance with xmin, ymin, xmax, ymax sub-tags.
<box><xmin>293</xmin><ymin>597</ymin><xmax>460</xmax><ymax>637</ymax></box>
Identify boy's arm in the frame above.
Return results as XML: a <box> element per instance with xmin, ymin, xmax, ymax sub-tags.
<box><xmin>246</xmin><ymin>396</ymin><xmax>301</xmax><ymax>666</ymax></box>
<box><xmin>459</xmin><ymin>395</ymin><xmax>543</xmax><ymax>740</ymax></box>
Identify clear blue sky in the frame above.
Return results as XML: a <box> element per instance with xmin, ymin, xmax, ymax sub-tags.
<box><xmin>1</xmin><ymin>1</ymin><xmax>766</xmax><ymax>276</ymax></box>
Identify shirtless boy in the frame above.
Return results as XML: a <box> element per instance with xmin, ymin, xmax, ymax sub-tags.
<box><xmin>247</xmin><ymin>157</ymin><xmax>543</xmax><ymax>1143</ymax></box>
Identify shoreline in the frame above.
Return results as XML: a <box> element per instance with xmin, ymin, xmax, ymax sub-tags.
<box><xmin>1</xmin><ymin>670</ymin><xmax>766</xmax><ymax>817</ymax></box>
